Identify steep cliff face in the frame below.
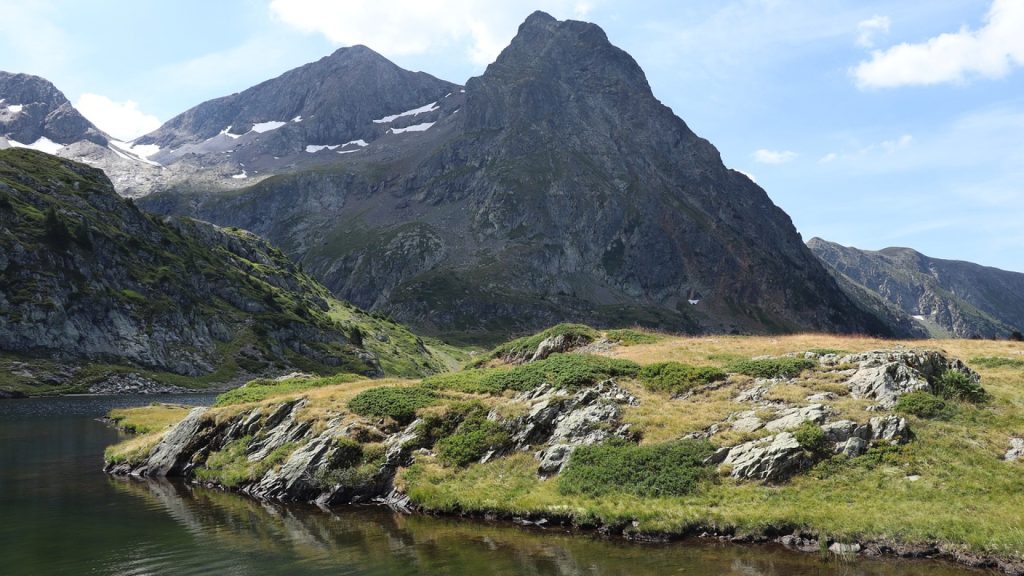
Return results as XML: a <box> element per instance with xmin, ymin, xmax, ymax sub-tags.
<box><xmin>141</xmin><ymin>12</ymin><xmax>889</xmax><ymax>343</ymax></box>
<box><xmin>809</xmin><ymin>238</ymin><xmax>1024</xmax><ymax>339</ymax></box>
<box><xmin>0</xmin><ymin>149</ymin><xmax>449</xmax><ymax>395</ymax></box>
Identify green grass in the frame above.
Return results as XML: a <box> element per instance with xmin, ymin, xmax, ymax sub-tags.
<box><xmin>727</xmin><ymin>357</ymin><xmax>817</xmax><ymax>379</ymax></box>
<box><xmin>214</xmin><ymin>373</ymin><xmax>365</xmax><ymax>406</ymax></box>
<box><xmin>638</xmin><ymin>362</ymin><xmax>726</xmax><ymax>394</ymax></box>
<box><xmin>436</xmin><ymin>413</ymin><xmax>510</xmax><ymax>468</ymax></box>
<box><xmin>605</xmin><ymin>329</ymin><xmax>661</xmax><ymax>346</ymax></box>
<box><xmin>969</xmin><ymin>356</ymin><xmax>1024</xmax><ymax>370</ymax></box>
<box><xmin>347</xmin><ymin>386</ymin><xmax>439</xmax><ymax>424</ymax></box>
<box><xmin>424</xmin><ymin>354</ymin><xmax>641</xmax><ymax>395</ymax></box>
<box><xmin>194</xmin><ymin>437</ymin><xmax>296</xmax><ymax>488</ymax></box>
<box><xmin>486</xmin><ymin>324</ymin><xmax>599</xmax><ymax>363</ymax></box>
<box><xmin>557</xmin><ymin>439</ymin><xmax>716</xmax><ymax>498</ymax></box>
<box><xmin>107</xmin><ymin>404</ymin><xmax>192</xmax><ymax>434</ymax></box>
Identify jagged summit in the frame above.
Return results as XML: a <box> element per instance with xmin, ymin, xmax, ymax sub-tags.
<box><xmin>142</xmin><ymin>12</ymin><xmax>890</xmax><ymax>342</ymax></box>
<box><xmin>0</xmin><ymin>71</ymin><xmax>107</xmax><ymax>147</ymax></box>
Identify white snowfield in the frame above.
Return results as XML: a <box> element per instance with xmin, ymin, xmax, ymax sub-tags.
<box><xmin>305</xmin><ymin>144</ymin><xmax>340</xmax><ymax>153</ymax></box>
<box><xmin>251</xmin><ymin>121</ymin><xmax>286</xmax><ymax>133</ymax></box>
<box><xmin>8</xmin><ymin>136</ymin><xmax>63</xmax><ymax>155</ymax></box>
<box><xmin>389</xmin><ymin>122</ymin><xmax>434</xmax><ymax>134</ymax></box>
<box><xmin>7</xmin><ymin>104</ymin><xmax>24</xmax><ymax>114</ymax></box>
<box><xmin>230</xmin><ymin>169</ymin><xmax>248</xmax><ymax>179</ymax></box>
<box><xmin>373</xmin><ymin>101</ymin><xmax>438</xmax><ymax>124</ymax></box>
<box><xmin>110</xmin><ymin>140</ymin><xmax>162</xmax><ymax>167</ymax></box>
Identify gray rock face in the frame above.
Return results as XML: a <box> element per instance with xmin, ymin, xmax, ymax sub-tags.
<box><xmin>1005</xmin><ymin>438</ymin><xmax>1023</xmax><ymax>462</ymax></box>
<box><xmin>763</xmin><ymin>404</ymin><xmax>829</xmax><ymax>433</ymax></box>
<box><xmin>507</xmin><ymin>379</ymin><xmax>637</xmax><ymax>474</ymax></box>
<box><xmin>138</xmin><ymin>407</ymin><xmax>213</xmax><ymax>476</ymax></box>
<box><xmin>87</xmin><ymin>373</ymin><xmax>189</xmax><ymax>394</ymax></box>
<box><xmin>0</xmin><ymin>72</ymin><xmax>107</xmax><ymax>146</ymax></box>
<box><xmin>140</xmin><ymin>12</ymin><xmax>893</xmax><ymax>342</ymax></box>
<box><xmin>710</xmin><ymin>432</ymin><xmax>808</xmax><ymax>482</ymax></box>
<box><xmin>841</xmin><ymin>350</ymin><xmax>979</xmax><ymax>408</ymax></box>
<box><xmin>810</xmin><ymin>237</ymin><xmax>1024</xmax><ymax>339</ymax></box>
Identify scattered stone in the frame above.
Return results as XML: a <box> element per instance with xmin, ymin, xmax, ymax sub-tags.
<box><xmin>830</xmin><ymin>542</ymin><xmax>861</xmax><ymax>555</ymax></box>
<box><xmin>805</xmin><ymin>392</ymin><xmax>836</xmax><ymax>402</ymax></box>
<box><xmin>735</xmin><ymin>385</ymin><xmax>768</xmax><ymax>403</ymax></box>
<box><xmin>869</xmin><ymin>415</ymin><xmax>911</xmax><ymax>445</ymax></box>
<box><xmin>1005</xmin><ymin>438</ymin><xmax>1024</xmax><ymax>462</ymax></box>
<box><xmin>839</xmin><ymin>437</ymin><xmax>868</xmax><ymax>457</ymax></box>
<box><xmin>88</xmin><ymin>373</ymin><xmax>189</xmax><ymax>394</ymax></box>
<box><xmin>729</xmin><ymin>411</ymin><xmax>764</xmax><ymax>433</ymax></box>
<box><xmin>906</xmin><ymin>475</ymin><xmax>921</xmax><ymax>482</ymax></box>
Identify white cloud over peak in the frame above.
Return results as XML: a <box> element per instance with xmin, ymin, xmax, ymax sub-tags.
<box><xmin>753</xmin><ymin>149</ymin><xmax>798</xmax><ymax>164</ymax></box>
<box><xmin>853</xmin><ymin>0</ymin><xmax>1024</xmax><ymax>88</ymax></box>
<box><xmin>268</xmin><ymin>0</ymin><xmax>597</xmax><ymax>66</ymax></box>
<box><xmin>855</xmin><ymin>15</ymin><xmax>890</xmax><ymax>48</ymax></box>
<box><xmin>74</xmin><ymin>93</ymin><xmax>161</xmax><ymax>141</ymax></box>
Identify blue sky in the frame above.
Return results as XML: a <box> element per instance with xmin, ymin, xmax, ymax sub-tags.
<box><xmin>1</xmin><ymin>0</ymin><xmax>1022</xmax><ymax>272</ymax></box>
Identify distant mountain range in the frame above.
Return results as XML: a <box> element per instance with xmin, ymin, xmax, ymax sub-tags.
<box><xmin>3</xmin><ymin>11</ymin><xmax>1019</xmax><ymax>345</ymax></box>
<box><xmin>809</xmin><ymin>238</ymin><xmax>1024</xmax><ymax>339</ymax></box>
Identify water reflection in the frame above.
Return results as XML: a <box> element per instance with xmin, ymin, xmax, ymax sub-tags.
<box><xmin>109</xmin><ymin>476</ymin><xmax>976</xmax><ymax>576</ymax></box>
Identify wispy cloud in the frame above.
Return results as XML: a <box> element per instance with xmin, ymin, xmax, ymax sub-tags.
<box><xmin>856</xmin><ymin>15</ymin><xmax>890</xmax><ymax>48</ymax></box>
<box><xmin>753</xmin><ymin>149</ymin><xmax>798</xmax><ymax>164</ymax></box>
<box><xmin>268</xmin><ymin>0</ymin><xmax>601</xmax><ymax>66</ymax></box>
<box><xmin>853</xmin><ymin>0</ymin><xmax>1024</xmax><ymax>88</ymax></box>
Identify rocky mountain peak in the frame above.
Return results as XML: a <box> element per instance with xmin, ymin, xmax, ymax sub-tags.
<box><xmin>0</xmin><ymin>71</ymin><xmax>107</xmax><ymax>148</ymax></box>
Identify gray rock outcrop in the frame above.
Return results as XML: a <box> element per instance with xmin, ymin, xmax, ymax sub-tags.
<box><xmin>837</xmin><ymin>349</ymin><xmax>979</xmax><ymax>408</ymax></box>
<box><xmin>1005</xmin><ymin>438</ymin><xmax>1023</xmax><ymax>462</ymax></box>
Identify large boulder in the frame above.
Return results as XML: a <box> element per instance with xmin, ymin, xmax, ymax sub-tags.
<box><xmin>1005</xmin><ymin>438</ymin><xmax>1023</xmax><ymax>462</ymax></box>
<box><xmin>707</xmin><ymin>432</ymin><xmax>808</xmax><ymax>482</ymax></box>
<box><xmin>839</xmin><ymin>349</ymin><xmax>979</xmax><ymax>408</ymax></box>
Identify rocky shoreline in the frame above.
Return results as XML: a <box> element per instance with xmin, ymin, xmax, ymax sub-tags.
<box><xmin>104</xmin><ymin>346</ymin><xmax>1022</xmax><ymax>575</ymax></box>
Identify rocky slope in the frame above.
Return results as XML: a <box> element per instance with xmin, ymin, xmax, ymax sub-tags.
<box><xmin>809</xmin><ymin>238</ymin><xmax>1024</xmax><ymax>339</ymax></box>
<box><xmin>0</xmin><ymin>71</ymin><xmax>165</xmax><ymax>197</ymax></box>
<box><xmin>0</xmin><ymin>149</ymin><xmax>452</xmax><ymax>395</ymax></box>
<box><xmin>140</xmin><ymin>11</ymin><xmax>890</xmax><ymax>343</ymax></box>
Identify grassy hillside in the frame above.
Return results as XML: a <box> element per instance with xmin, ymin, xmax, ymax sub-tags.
<box><xmin>0</xmin><ymin>148</ymin><xmax>463</xmax><ymax>395</ymax></box>
<box><xmin>107</xmin><ymin>327</ymin><xmax>1024</xmax><ymax>565</ymax></box>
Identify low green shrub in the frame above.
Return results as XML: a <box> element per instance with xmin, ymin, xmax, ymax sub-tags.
<box><xmin>639</xmin><ymin>362</ymin><xmax>726</xmax><ymax>394</ymax></box>
<box><xmin>969</xmin><ymin>356</ymin><xmax>1024</xmax><ymax>370</ymax></box>
<box><xmin>727</xmin><ymin>357</ymin><xmax>816</xmax><ymax>379</ymax></box>
<box><xmin>606</xmin><ymin>329</ymin><xmax>661</xmax><ymax>346</ymax></box>
<box><xmin>195</xmin><ymin>437</ymin><xmax>295</xmax><ymax>488</ymax></box>
<box><xmin>558</xmin><ymin>438</ymin><xmax>716</xmax><ymax>498</ymax></box>
<box><xmin>347</xmin><ymin>386</ymin><xmax>439</xmax><ymax>424</ymax></box>
<box><xmin>933</xmin><ymin>370</ymin><xmax>987</xmax><ymax>403</ymax></box>
<box><xmin>895</xmin><ymin>391</ymin><xmax>950</xmax><ymax>419</ymax></box>
<box><xmin>425</xmin><ymin>354</ymin><xmax>640</xmax><ymax>395</ymax></box>
<box><xmin>436</xmin><ymin>414</ymin><xmax>510</xmax><ymax>468</ymax></box>
<box><xmin>331</xmin><ymin>437</ymin><xmax>364</xmax><ymax>468</ymax></box>
<box><xmin>793</xmin><ymin>421</ymin><xmax>829</xmax><ymax>456</ymax></box>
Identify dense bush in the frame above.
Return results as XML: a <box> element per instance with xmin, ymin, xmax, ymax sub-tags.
<box><xmin>639</xmin><ymin>362</ymin><xmax>726</xmax><ymax>394</ymax></box>
<box><xmin>895</xmin><ymin>391</ymin><xmax>950</xmax><ymax>419</ymax></box>
<box><xmin>606</xmin><ymin>329</ymin><xmax>661</xmax><ymax>346</ymax></box>
<box><xmin>727</xmin><ymin>357</ymin><xmax>816</xmax><ymax>379</ymax></box>
<box><xmin>558</xmin><ymin>439</ymin><xmax>716</xmax><ymax>498</ymax></box>
<box><xmin>424</xmin><ymin>354</ymin><xmax>640</xmax><ymax>395</ymax></box>
<box><xmin>347</xmin><ymin>386</ymin><xmax>439</xmax><ymax>424</ymax></box>
<box><xmin>436</xmin><ymin>413</ymin><xmax>510</xmax><ymax>468</ymax></box>
<box><xmin>793</xmin><ymin>421</ymin><xmax>829</xmax><ymax>456</ymax></box>
<box><xmin>969</xmin><ymin>356</ymin><xmax>1024</xmax><ymax>370</ymax></box>
<box><xmin>933</xmin><ymin>370</ymin><xmax>988</xmax><ymax>403</ymax></box>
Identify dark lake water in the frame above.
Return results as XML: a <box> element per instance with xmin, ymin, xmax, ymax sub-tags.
<box><xmin>0</xmin><ymin>395</ymin><xmax>983</xmax><ymax>575</ymax></box>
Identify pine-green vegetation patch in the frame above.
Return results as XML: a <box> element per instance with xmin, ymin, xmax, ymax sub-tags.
<box><xmin>933</xmin><ymin>370</ymin><xmax>988</xmax><ymax>403</ymax></box>
<box><xmin>214</xmin><ymin>373</ymin><xmax>365</xmax><ymax>406</ymax></box>
<box><xmin>727</xmin><ymin>356</ymin><xmax>816</xmax><ymax>379</ymax></box>
<box><xmin>436</xmin><ymin>413</ymin><xmax>510</xmax><ymax>468</ymax></box>
<box><xmin>347</xmin><ymin>386</ymin><xmax>439</xmax><ymax>424</ymax></box>
<box><xmin>424</xmin><ymin>354</ymin><xmax>640</xmax><ymax>395</ymax></box>
<box><xmin>638</xmin><ymin>362</ymin><xmax>726</xmax><ymax>394</ymax></box>
<box><xmin>486</xmin><ymin>323</ymin><xmax>599</xmax><ymax>362</ymax></box>
<box><xmin>558</xmin><ymin>439</ymin><xmax>716</xmax><ymax>498</ymax></box>
<box><xmin>313</xmin><ymin>438</ymin><xmax>387</xmax><ymax>490</ymax></box>
<box><xmin>605</xmin><ymin>329</ymin><xmax>661</xmax><ymax>346</ymax></box>
<box><xmin>969</xmin><ymin>356</ymin><xmax>1024</xmax><ymax>370</ymax></box>
<box><xmin>793</xmin><ymin>421</ymin><xmax>829</xmax><ymax>457</ymax></box>
<box><xmin>895</xmin><ymin>391</ymin><xmax>951</xmax><ymax>419</ymax></box>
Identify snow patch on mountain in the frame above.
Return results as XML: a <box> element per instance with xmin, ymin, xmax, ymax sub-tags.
<box><xmin>373</xmin><ymin>101</ymin><xmax>438</xmax><ymax>124</ymax></box>
<box><xmin>251</xmin><ymin>121</ymin><xmax>286</xmax><ymax>133</ymax></box>
<box><xmin>305</xmin><ymin>144</ymin><xmax>340</xmax><ymax>153</ymax></box>
<box><xmin>389</xmin><ymin>122</ymin><xmax>434</xmax><ymax>134</ymax></box>
<box><xmin>9</xmin><ymin>137</ymin><xmax>62</xmax><ymax>154</ymax></box>
<box><xmin>6</xmin><ymin>104</ymin><xmax>23</xmax><ymax>114</ymax></box>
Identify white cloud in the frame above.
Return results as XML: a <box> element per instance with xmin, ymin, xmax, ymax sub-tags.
<box><xmin>856</xmin><ymin>15</ymin><xmax>890</xmax><ymax>48</ymax></box>
<box><xmin>74</xmin><ymin>93</ymin><xmax>161</xmax><ymax>141</ymax></box>
<box><xmin>853</xmin><ymin>0</ymin><xmax>1024</xmax><ymax>88</ymax></box>
<box><xmin>268</xmin><ymin>0</ymin><xmax>601</xmax><ymax>66</ymax></box>
<box><xmin>819</xmin><ymin>152</ymin><xmax>838</xmax><ymax>164</ymax></box>
<box><xmin>753</xmin><ymin>149</ymin><xmax>798</xmax><ymax>164</ymax></box>
<box><xmin>736</xmin><ymin>169</ymin><xmax>757</xmax><ymax>183</ymax></box>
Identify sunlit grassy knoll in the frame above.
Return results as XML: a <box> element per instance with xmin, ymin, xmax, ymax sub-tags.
<box><xmin>108</xmin><ymin>404</ymin><xmax>193</xmax><ymax>434</ymax></box>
